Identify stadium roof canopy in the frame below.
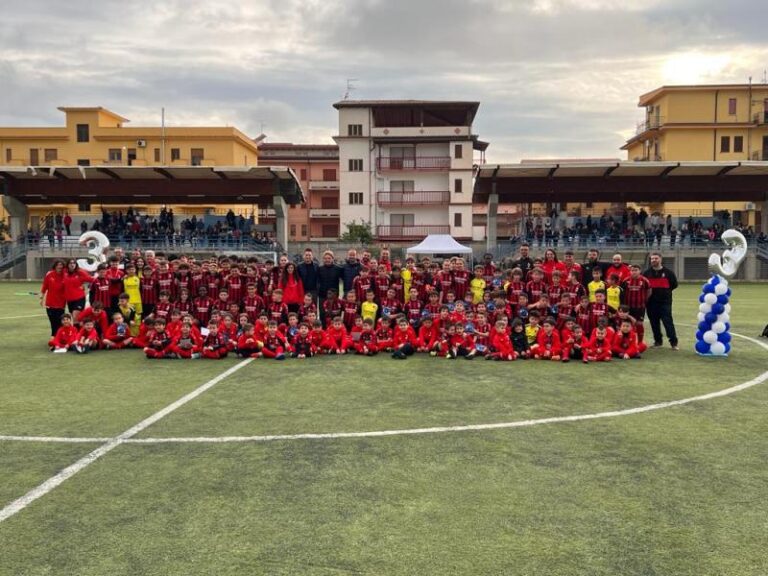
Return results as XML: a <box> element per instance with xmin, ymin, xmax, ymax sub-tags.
<box><xmin>0</xmin><ymin>165</ymin><xmax>303</xmax><ymax>206</ymax></box>
<box><xmin>474</xmin><ymin>161</ymin><xmax>768</xmax><ymax>204</ymax></box>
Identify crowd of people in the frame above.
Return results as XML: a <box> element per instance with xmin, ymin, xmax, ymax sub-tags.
<box><xmin>39</xmin><ymin>243</ymin><xmax>680</xmax><ymax>362</ymax></box>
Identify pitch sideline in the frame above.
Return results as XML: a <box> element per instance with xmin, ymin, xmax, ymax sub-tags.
<box><xmin>0</xmin><ymin>358</ymin><xmax>253</xmax><ymax>524</ymax></box>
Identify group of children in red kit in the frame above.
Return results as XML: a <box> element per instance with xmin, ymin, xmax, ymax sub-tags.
<box><xmin>47</xmin><ymin>249</ymin><xmax>650</xmax><ymax>363</ymax></box>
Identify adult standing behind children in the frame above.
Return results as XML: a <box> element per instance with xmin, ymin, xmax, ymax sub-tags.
<box><xmin>317</xmin><ymin>251</ymin><xmax>342</xmax><ymax>319</ymax></box>
<box><xmin>297</xmin><ymin>248</ymin><xmax>319</xmax><ymax>298</ymax></box>
<box><xmin>40</xmin><ymin>259</ymin><xmax>67</xmax><ymax>336</ymax></box>
<box><xmin>62</xmin><ymin>259</ymin><xmax>94</xmax><ymax>325</ymax></box>
<box><xmin>643</xmin><ymin>251</ymin><xmax>679</xmax><ymax>350</ymax></box>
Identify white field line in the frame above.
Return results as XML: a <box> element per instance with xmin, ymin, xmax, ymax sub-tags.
<box><xmin>0</xmin><ymin>435</ymin><xmax>110</xmax><ymax>443</ymax></box>
<box><xmin>0</xmin><ymin>358</ymin><xmax>252</xmax><ymax>524</ymax></box>
<box><xmin>0</xmin><ymin>314</ymin><xmax>45</xmax><ymax>320</ymax></box>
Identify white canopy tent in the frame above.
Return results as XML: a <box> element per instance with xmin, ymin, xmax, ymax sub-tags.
<box><xmin>406</xmin><ymin>235</ymin><xmax>473</xmax><ymax>263</ymax></box>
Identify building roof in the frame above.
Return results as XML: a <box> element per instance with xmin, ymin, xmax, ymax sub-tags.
<box><xmin>57</xmin><ymin>106</ymin><xmax>130</xmax><ymax>123</ymax></box>
<box><xmin>259</xmin><ymin>143</ymin><xmax>339</xmax><ymax>151</ymax></box>
<box><xmin>638</xmin><ymin>84</ymin><xmax>768</xmax><ymax>107</ymax></box>
<box><xmin>333</xmin><ymin>99</ymin><xmax>480</xmax><ymax>109</ymax></box>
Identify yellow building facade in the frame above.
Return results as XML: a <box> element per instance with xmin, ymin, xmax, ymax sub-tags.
<box><xmin>623</xmin><ymin>84</ymin><xmax>768</xmax><ymax>221</ymax></box>
<box><xmin>0</xmin><ymin>107</ymin><xmax>261</xmax><ymax>225</ymax></box>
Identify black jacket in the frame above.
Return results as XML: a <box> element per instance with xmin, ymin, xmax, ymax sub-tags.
<box><xmin>342</xmin><ymin>259</ymin><xmax>362</xmax><ymax>293</ymax></box>
<box><xmin>643</xmin><ymin>266</ymin><xmax>678</xmax><ymax>305</ymax></box>
<box><xmin>317</xmin><ymin>263</ymin><xmax>342</xmax><ymax>298</ymax></box>
<box><xmin>297</xmin><ymin>261</ymin><xmax>319</xmax><ymax>293</ymax></box>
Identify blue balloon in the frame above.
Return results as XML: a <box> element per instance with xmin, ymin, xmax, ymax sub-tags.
<box><xmin>717</xmin><ymin>295</ymin><xmax>729</xmax><ymax>305</ymax></box>
<box><xmin>710</xmin><ymin>275</ymin><xmax>720</xmax><ymax>286</ymax></box>
<box><xmin>699</xmin><ymin>294</ymin><xmax>706</xmax><ymax>303</ymax></box>
<box><xmin>703</xmin><ymin>284</ymin><xmax>715</xmax><ymax>294</ymax></box>
<box><xmin>712</xmin><ymin>303</ymin><xmax>725</xmax><ymax>315</ymax></box>
<box><xmin>718</xmin><ymin>332</ymin><xmax>731</xmax><ymax>343</ymax></box>
<box><xmin>696</xmin><ymin>330</ymin><xmax>704</xmax><ymax>341</ymax></box>
<box><xmin>695</xmin><ymin>340</ymin><xmax>710</xmax><ymax>354</ymax></box>
<box><xmin>725</xmin><ymin>322</ymin><xmax>731</xmax><ymax>331</ymax></box>
<box><xmin>705</xmin><ymin>313</ymin><xmax>718</xmax><ymax>324</ymax></box>
<box><xmin>726</xmin><ymin>288</ymin><xmax>732</xmax><ymax>297</ymax></box>
<box><xmin>698</xmin><ymin>321</ymin><xmax>710</xmax><ymax>331</ymax></box>
<box><xmin>724</xmin><ymin>342</ymin><xmax>731</xmax><ymax>354</ymax></box>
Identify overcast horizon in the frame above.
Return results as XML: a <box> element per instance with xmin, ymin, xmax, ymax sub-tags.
<box><xmin>2</xmin><ymin>0</ymin><xmax>768</xmax><ymax>162</ymax></box>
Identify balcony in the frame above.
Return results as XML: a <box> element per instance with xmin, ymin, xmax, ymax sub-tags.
<box><xmin>633</xmin><ymin>154</ymin><xmax>663</xmax><ymax>162</ymax></box>
<box><xmin>753</xmin><ymin>112</ymin><xmax>768</xmax><ymax>125</ymax></box>
<box><xmin>376</xmin><ymin>156</ymin><xmax>451</xmax><ymax>171</ymax></box>
<box><xmin>309</xmin><ymin>208</ymin><xmax>340</xmax><ymax>219</ymax></box>
<box><xmin>751</xmin><ymin>150</ymin><xmax>768</xmax><ymax>160</ymax></box>
<box><xmin>635</xmin><ymin>116</ymin><xmax>665</xmax><ymax>135</ymax></box>
<box><xmin>377</xmin><ymin>191</ymin><xmax>450</xmax><ymax>206</ymax></box>
<box><xmin>376</xmin><ymin>225</ymin><xmax>450</xmax><ymax>239</ymax></box>
<box><xmin>308</xmin><ymin>180</ymin><xmax>339</xmax><ymax>190</ymax></box>
<box><xmin>371</xmin><ymin>126</ymin><xmax>470</xmax><ymax>139</ymax></box>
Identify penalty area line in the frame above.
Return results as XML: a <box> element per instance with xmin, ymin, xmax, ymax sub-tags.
<box><xmin>0</xmin><ymin>314</ymin><xmax>46</xmax><ymax>321</ymax></box>
<box><xmin>0</xmin><ymin>358</ymin><xmax>253</xmax><ymax>524</ymax></box>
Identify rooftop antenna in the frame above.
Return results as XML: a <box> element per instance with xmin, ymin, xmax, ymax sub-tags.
<box><xmin>344</xmin><ymin>78</ymin><xmax>358</xmax><ymax>100</ymax></box>
<box><xmin>763</xmin><ymin>69</ymin><xmax>767</xmax><ymax>84</ymax></box>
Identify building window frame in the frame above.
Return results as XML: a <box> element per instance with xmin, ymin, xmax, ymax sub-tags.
<box><xmin>348</xmin><ymin>192</ymin><xmax>364</xmax><ymax>205</ymax></box>
<box><xmin>734</xmin><ymin>135</ymin><xmax>744</xmax><ymax>153</ymax></box>
<box><xmin>154</xmin><ymin>148</ymin><xmax>161</xmax><ymax>162</ymax></box>
<box><xmin>454</xmin><ymin>212</ymin><xmax>463</xmax><ymax>227</ymax></box>
<box><xmin>720</xmin><ymin>136</ymin><xmax>730</xmax><ymax>153</ymax></box>
<box><xmin>108</xmin><ymin>148</ymin><xmax>122</xmax><ymax>162</ymax></box>
<box><xmin>191</xmin><ymin>148</ymin><xmax>204</xmax><ymax>166</ymax></box>
<box><xmin>454</xmin><ymin>144</ymin><xmax>463</xmax><ymax>159</ymax></box>
<box><xmin>76</xmin><ymin>124</ymin><xmax>89</xmax><ymax>143</ymax></box>
<box><xmin>5</xmin><ymin>148</ymin><xmax>11</xmax><ymax>162</ymax></box>
<box><xmin>349</xmin><ymin>158</ymin><xmax>363</xmax><ymax>172</ymax></box>
<box><xmin>348</xmin><ymin>124</ymin><xmax>363</xmax><ymax>136</ymax></box>
<box><xmin>454</xmin><ymin>178</ymin><xmax>463</xmax><ymax>193</ymax></box>
<box><xmin>44</xmin><ymin>148</ymin><xmax>58</xmax><ymax>163</ymax></box>
<box><xmin>171</xmin><ymin>148</ymin><xmax>181</xmax><ymax>161</ymax></box>
<box><xmin>728</xmin><ymin>98</ymin><xmax>737</xmax><ymax>116</ymax></box>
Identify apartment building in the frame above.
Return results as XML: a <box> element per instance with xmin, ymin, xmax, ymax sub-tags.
<box><xmin>333</xmin><ymin>100</ymin><xmax>487</xmax><ymax>241</ymax></box>
<box><xmin>257</xmin><ymin>143</ymin><xmax>340</xmax><ymax>241</ymax></box>
<box><xmin>622</xmin><ymin>84</ymin><xmax>768</xmax><ymax>221</ymax></box>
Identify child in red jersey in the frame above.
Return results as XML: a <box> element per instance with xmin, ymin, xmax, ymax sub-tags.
<box><xmin>242</xmin><ymin>283</ymin><xmax>265</xmax><ymax>323</ymax></box>
<box><xmin>526</xmin><ymin>268</ymin><xmax>548</xmax><ymax>305</ymax></box>
<box><xmin>404</xmin><ymin>287</ymin><xmax>423</xmax><ymax>327</ymax></box>
<box><xmin>309</xmin><ymin>320</ymin><xmax>326</xmax><ymax>350</ymax></box>
<box><xmin>267</xmin><ymin>289</ymin><xmax>289</xmax><ymax>326</ymax></box>
<box><xmin>391</xmin><ymin>316</ymin><xmax>418</xmax><ymax>359</ymax></box>
<box><xmin>105</xmin><ymin>256</ymin><xmax>125</xmax><ymax>312</ymax></box>
<box><xmin>353</xmin><ymin>318</ymin><xmax>378</xmax><ymax>356</ymax></box>
<box><xmin>144</xmin><ymin>318</ymin><xmax>174</xmax><ymax>359</ymax></box>
<box><xmin>219</xmin><ymin>313</ymin><xmax>239</xmax><ymax>351</ymax></box>
<box><xmin>79</xmin><ymin>300</ymin><xmax>109</xmax><ymax>336</ymax></box>
<box><xmin>237</xmin><ymin>323</ymin><xmax>262</xmax><ymax>358</ymax></box>
<box><xmin>612</xmin><ymin>318</ymin><xmax>647</xmax><ymax>359</ymax></box>
<box><xmin>375</xmin><ymin>316</ymin><xmax>394</xmax><ymax>351</ymax></box>
<box><xmin>201</xmin><ymin>322</ymin><xmax>228</xmax><ymax>359</ymax></box>
<box><xmin>49</xmin><ymin>313</ymin><xmax>78</xmax><ymax>352</ymax></box>
<box><xmin>103</xmin><ymin>312</ymin><xmax>134</xmax><ymax>349</ymax></box>
<box><xmin>586</xmin><ymin>326</ymin><xmax>612</xmax><ymax>362</ymax></box>
<box><xmin>261</xmin><ymin>321</ymin><xmax>287</xmax><ymax>359</ymax></box>
<box><xmin>530</xmin><ymin>317</ymin><xmax>561</xmax><ymax>361</ymax></box>
<box><xmin>353</xmin><ymin>266</ymin><xmax>373</xmax><ymax>303</ymax></box>
<box><xmin>416</xmin><ymin>316</ymin><xmax>437</xmax><ymax>352</ymax></box>
<box><xmin>380</xmin><ymin>288</ymin><xmax>401</xmax><ymax>319</ymax></box>
<box><xmin>291</xmin><ymin>323</ymin><xmax>316</xmax><ymax>359</ymax></box>
<box><xmin>486</xmin><ymin>320</ymin><xmax>516</xmax><ymax>361</ymax></box>
<box><xmin>574</xmin><ymin>294</ymin><xmax>592</xmax><ymax>336</ymax></box>
<box><xmin>565</xmin><ymin>325</ymin><xmax>589</xmax><ymax>363</ymax></box>
<box><xmin>565</xmin><ymin>270</ymin><xmax>586</xmax><ymax>306</ymax></box>
<box><xmin>171</xmin><ymin>323</ymin><xmax>203</xmax><ymax>359</ymax></box>
<box><xmin>213</xmin><ymin>287</ymin><xmax>231</xmax><ymax>315</ymax></box>
<box><xmin>452</xmin><ymin>322</ymin><xmax>477</xmax><ymax>360</ymax></box>
<box><xmin>322</xmin><ymin>289</ymin><xmax>343</xmax><ymax>327</ymax></box>
<box><xmin>297</xmin><ymin>293</ymin><xmax>317</xmax><ymax>322</ymax></box>
<box><xmin>555</xmin><ymin>293</ymin><xmax>575</xmax><ymax>331</ymax></box>
<box><xmin>342</xmin><ymin>291</ymin><xmax>359</xmax><ymax>330</ymax></box>
<box><xmin>559</xmin><ymin>317</ymin><xmax>576</xmax><ymax>362</ymax></box>
<box><xmin>71</xmin><ymin>319</ymin><xmax>100</xmax><ymax>354</ymax></box>
<box><xmin>89</xmin><ymin>264</ymin><xmax>112</xmax><ymax>311</ymax></box>
<box><xmin>322</xmin><ymin>316</ymin><xmax>350</xmax><ymax>355</ymax></box>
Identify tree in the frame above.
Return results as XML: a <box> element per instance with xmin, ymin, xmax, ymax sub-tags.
<box><xmin>340</xmin><ymin>220</ymin><xmax>373</xmax><ymax>244</ymax></box>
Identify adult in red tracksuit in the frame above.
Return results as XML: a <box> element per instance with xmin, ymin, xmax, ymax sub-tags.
<box><xmin>63</xmin><ymin>259</ymin><xmax>94</xmax><ymax>323</ymax></box>
<box><xmin>40</xmin><ymin>260</ymin><xmax>67</xmax><ymax>336</ymax></box>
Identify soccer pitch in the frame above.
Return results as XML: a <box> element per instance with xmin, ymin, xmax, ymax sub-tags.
<box><xmin>1</xmin><ymin>281</ymin><xmax>767</xmax><ymax>575</ymax></box>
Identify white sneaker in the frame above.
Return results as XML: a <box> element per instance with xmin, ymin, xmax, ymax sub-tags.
<box><xmin>53</xmin><ymin>348</ymin><xmax>67</xmax><ymax>354</ymax></box>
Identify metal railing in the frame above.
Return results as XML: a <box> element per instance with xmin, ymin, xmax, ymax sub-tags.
<box><xmin>635</xmin><ymin>116</ymin><xmax>665</xmax><ymax>135</ymax></box>
<box><xmin>376</xmin><ymin>225</ymin><xmax>451</xmax><ymax>239</ymax></box>
<box><xmin>377</xmin><ymin>191</ymin><xmax>450</xmax><ymax>206</ymax></box>
<box><xmin>751</xmin><ymin>150</ymin><xmax>768</xmax><ymax>161</ymax></box>
<box><xmin>376</xmin><ymin>156</ymin><xmax>451</xmax><ymax>171</ymax></box>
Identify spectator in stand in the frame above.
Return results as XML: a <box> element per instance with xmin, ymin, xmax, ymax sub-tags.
<box><xmin>643</xmin><ymin>252</ymin><xmax>679</xmax><ymax>350</ymax></box>
<box><xmin>63</xmin><ymin>212</ymin><xmax>72</xmax><ymax>236</ymax></box>
<box><xmin>40</xmin><ymin>259</ymin><xmax>67</xmax><ymax>336</ymax></box>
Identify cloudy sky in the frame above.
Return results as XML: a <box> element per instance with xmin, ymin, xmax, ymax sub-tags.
<box><xmin>2</xmin><ymin>0</ymin><xmax>768</xmax><ymax>162</ymax></box>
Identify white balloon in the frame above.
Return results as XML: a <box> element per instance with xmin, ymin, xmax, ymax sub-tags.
<box><xmin>703</xmin><ymin>331</ymin><xmax>718</xmax><ymax>344</ymax></box>
<box><xmin>719</xmin><ymin>313</ymin><xmax>730</xmax><ymax>324</ymax></box>
<box><xmin>725</xmin><ymin>304</ymin><xmax>731</xmax><ymax>314</ymax></box>
<box><xmin>704</xmin><ymin>293</ymin><xmax>718</xmax><ymax>305</ymax></box>
<box><xmin>712</xmin><ymin>322</ymin><xmax>726</xmax><ymax>334</ymax></box>
<box><xmin>697</xmin><ymin>312</ymin><xmax>706</xmax><ymax>322</ymax></box>
<box><xmin>714</xmin><ymin>283</ymin><xmax>728</xmax><ymax>296</ymax></box>
<box><xmin>699</xmin><ymin>303</ymin><xmax>711</xmax><ymax>313</ymax></box>
<box><xmin>710</xmin><ymin>342</ymin><xmax>726</xmax><ymax>355</ymax></box>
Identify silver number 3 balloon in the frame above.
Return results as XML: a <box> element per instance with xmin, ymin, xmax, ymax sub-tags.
<box><xmin>77</xmin><ymin>231</ymin><xmax>110</xmax><ymax>272</ymax></box>
<box><xmin>708</xmin><ymin>229</ymin><xmax>747</xmax><ymax>279</ymax></box>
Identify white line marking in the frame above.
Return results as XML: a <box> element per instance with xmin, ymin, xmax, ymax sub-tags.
<box><xmin>0</xmin><ymin>314</ymin><xmax>45</xmax><ymax>320</ymax></box>
<box><xmin>0</xmin><ymin>358</ymin><xmax>252</xmax><ymax>523</ymax></box>
<box><xmin>0</xmin><ymin>435</ymin><xmax>110</xmax><ymax>443</ymax></box>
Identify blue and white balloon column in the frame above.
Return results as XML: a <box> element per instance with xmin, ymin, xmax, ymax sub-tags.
<box><xmin>694</xmin><ymin>229</ymin><xmax>747</xmax><ymax>357</ymax></box>
<box><xmin>695</xmin><ymin>276</ymin><xmax>732</xmax><ymax>356</ymax></box>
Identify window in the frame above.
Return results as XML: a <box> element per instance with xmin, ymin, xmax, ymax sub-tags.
<box><xmin>5</xmin><ymin>148</ymin><xmax>11</xmax><ymax>162</ymax></box>
<box><xmin>348</xmin><ymin>192</ymin><xmax>364</xmax><ymax>205</ymax></box>
<box><xmin>321</xmin><ymin>196</ymin><xmax>339</xmax><ymax>209</ymax></box>
<box><xmin>127</xmin><ymin>148</ymin><xmax>137</xmax><ymax>166</ymax></box>
<box><xmin>29</xmin><ymin>149</ymin><xmax>39</xmax><ymax>165</ymax></box>
<box><xmin>77</xmin><ymin>203</ymin><xmax>91</xmax><ymax>212</ymax></box>
<box><xmin>348</xmin><ymin>124</ymin><xmax>363</xmax><ymax>136</ymax></box>
<box><xmin>44</xmin><ymin>149</ymin><xmax>57</xmax><ymax>162</ymax></box>
<box><xmin>454</xmin><ymin>144</ymin><xmax>463</xmax><ymax>159</ymax></box>
<box><xmin>322</xmin><ymin>224</ymin><xmax>338</xmax><ymax>238</ymax></box>
<box><xmin>734</xmin><ymin>136</ymin><xmax>744</xmax><ymax>153</ymax></box>
<box><xmin>389</xmin><ymin>146</ymin><xmax>415</xmax><ymax>169</ymax></box>
<box><xmin>454</xmin><ymin>178</ymin><xmax>463</xmax><ymax>193</ymax></box>
<box><xmin>171</xmin><ymin>148</ymin><xmax>181</xmax><ymax>161</ymax></box>
<box><xmin>322</xmin><ymin>168</ymin><xmax>336</xmax><ymax>181</ymax></box>
<box><xmin>76</xmin><ymin>124</ymin><xmax>89</xmax><ymax>143</ymax></box>
<box><xmin>300</xmin><ymin>168</ymin><xmax>307</xmax><ymax>180</ymax></box>
<box><xmin>720</xmin><ymin>136</ymin><xmax>730</xmax><ymax>153</ymax></box>
<box><xmin>77</xmin><ymin>159</ymin><xmax>90</xmax><ymax>166</ymax></box>
<box><xmin>390</xmin><ymin>180</ymin><xmax>415</xmax><ymax>192</ymax></box>
<box><xmin>154</xmin><ymin>148</ymin><xmax>161</xmax><ymax>162</ymax></box>
<box><xmin>728</xmin><ymin>98</ymin><xmax>737</xmax><ymax>115</ymax></box>
<box><xmin>454</xmin><ymin>212</ymin><xmax>463</xmax><ymax>227</ymax></box>
<box><xmin>301</xmin><ymin>224</ymin><xmax>308</xmax><ymax>237</ymax></box>
<box><xmin>191</xmin><ymin>148</ymin><xmax>204</xmax><ymax>166</ymax></box>
<box><xmin>349</xmin><ymin>159</ymin><xmax>363</xmax><ymax>171</ymax></box>
<box><xmin>108</xmin><ymin>148</ymin><xmax>122</xmax><ymax>162</ymax></box>
<box><xmin>290</xmin><ymin>224</ymin><xmax>296</xmax><ymax>237</ymax></box>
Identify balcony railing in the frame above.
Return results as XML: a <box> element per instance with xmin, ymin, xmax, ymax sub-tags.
<box><xmin>635</xmin><ymin>116</ymin><xmax>665</xmax><ymax>135</ymax></box>
<box><xmin>376</xmin><ymin>156</ymin><xmax>451</xmax><ymax>171</ymax></box>
<box><xmin>753</xmin><ymin>112</ymin><xmax>768</xmax><ymax>125</ymax></box>
<box><xmin>376</xmin><ymin>225</ymin><xmax>450</xmax><ymax>239</ymax></box>
<box><xmin>632</xmin><ymin>154</ymin><xmax>663</xmax><ymax>162</ymax></box>
<box><xmin>377</xmin><ymin>191</ymin><xmax>450</xmax><ymax>206</ymax></box>
<box><xmin>309</xmin><ymin>208</ymin><xmax>340</xmax><ymax>219</ymax></box>
<box><xmin>308</xmin><ymin>180</ymin><xmax>339</xmax><ymax>190</ymax></box>
<box><xmin>751</xmin><ymin>150</ymin><xmax>768</xmax><ymax>160</ymax></box>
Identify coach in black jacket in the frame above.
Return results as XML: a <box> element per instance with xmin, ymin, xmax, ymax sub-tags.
<box><xmin>317</xmin><ymin>251</ymin><xmax>342</xmax><ymax>319</ymax></box>
<box><xmin>643</xmin><ymin>251</ymin><xmax>679</xmax><ymax>350</ymax></box>
<box><xmin>297</xmin><ymin>248</ymin><xmax>319</xmax><ymax>297</ymax></box>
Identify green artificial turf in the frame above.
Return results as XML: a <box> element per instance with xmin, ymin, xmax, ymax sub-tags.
<box><xmin>0</xmin><ymin>281</ymin><xmax>766</xmax><ymax>575</ymax></box>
